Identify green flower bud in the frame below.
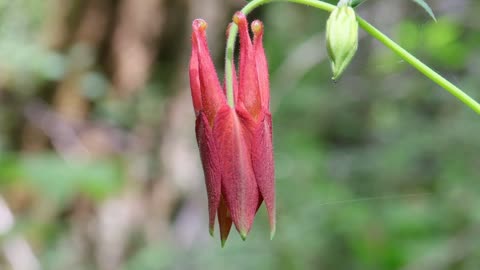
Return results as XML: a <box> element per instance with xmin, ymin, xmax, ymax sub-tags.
<box><xmin>326</xmin><ymin>5</ymin><xmax>358</xmax><ymax>80</ymax></box>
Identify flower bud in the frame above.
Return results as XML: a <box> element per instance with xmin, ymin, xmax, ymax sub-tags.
<box><xmin>326</xmin><ymin>5</ymin><xmax>358</xmax><ymax>80</ymax></box>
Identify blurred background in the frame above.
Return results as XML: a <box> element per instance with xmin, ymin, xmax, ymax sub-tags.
<box><xmin>0</xmin><ymin>0</ymin><xmax>479</xmax><ymax>269</ymax></box>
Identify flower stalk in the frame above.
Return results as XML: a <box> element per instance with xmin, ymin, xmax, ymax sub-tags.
<box><xmin>225</xmin><ymin>0</ymin><xmax>480</xmax><ymax>114</ymax></box>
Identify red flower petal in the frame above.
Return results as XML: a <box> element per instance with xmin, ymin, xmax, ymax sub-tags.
<box><xmin>195</xmin><ymin>112</ymin><xmax>222</xmax><ymax>235</ymax></box>
<box><xmin>214</xmin><ymin>105</ymin><xmax>260</xmax><ymax>239</ymax></box>
<box><xmin>189</xmin><ymin>28</ymin><xmax>202</xmax><ymax>115</ymax></box>
<box><xmin>251</xmin><ymin>112</ymin><xmax>276</xmax><ymax>238</ymax></box>
<box><xmin>234</xmin><ymin>12</ymin><xmax>262</xmax><ymax>120</ymax></box>
<box><xmin>218</xmin><ymin>195</ymin><xmax>233</xmax><ymax>247</ymax></box>
<box><xmin>252</xmin><ymin>20</ymin><xmax>270</xmax><ymax>111</ymax></box>
<box><xmin>191</xmin><ymin>19</ymin><xmax>226</xmax><ymax>126</ymax></box>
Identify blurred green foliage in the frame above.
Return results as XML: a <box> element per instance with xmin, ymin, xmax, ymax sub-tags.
<box><xmin>1</xmin><ymin>0</ymin><xmax>480</xmax><ymax>270</ymax></box>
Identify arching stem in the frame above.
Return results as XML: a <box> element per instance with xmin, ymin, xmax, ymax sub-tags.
<box><xmin>224</xmin><ymin>0</ymin><xmax>480</xmax><ymax>114</ymax></box>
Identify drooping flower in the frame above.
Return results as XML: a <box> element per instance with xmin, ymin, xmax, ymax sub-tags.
<box><xmin>189</xmin><ymin>12</ymin><xmax>275</xmax><ymax>246</ymax></box>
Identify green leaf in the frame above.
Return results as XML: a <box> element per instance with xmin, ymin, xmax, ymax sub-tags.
<box><xmin>351</xmin><ymin>0</ymin><xmax>368</xmax><ymax>7</ymax></box>
<box><xmin>411</xmin><ymin>0</ymin><xmax>436</xmax><ymax>21</ymax></box>
<box><xmin>351</xmin><ymin>0</ymin><xmax>436</xmax><ymax>22</ymax></box>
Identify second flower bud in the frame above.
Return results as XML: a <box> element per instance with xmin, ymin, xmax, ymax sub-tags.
<box><xmin>326</xmin><ymin>4</ymin><xmax>358</xmax><ymax>80</ymax></box>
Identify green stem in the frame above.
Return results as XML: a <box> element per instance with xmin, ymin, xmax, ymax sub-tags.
<box><xmin>356</xmin><ymin>17</ymin><xmax>480</xmax><ymax>114</ymax></box>
<box><xmin>224</xmin><ymin>0</ymin><xmax>480</xmax><ymax>114</ymax></box>
<box><xmin>224</xmin><ymin>26</ymin><xmax>236</xmax><ymax>107</ymax></box>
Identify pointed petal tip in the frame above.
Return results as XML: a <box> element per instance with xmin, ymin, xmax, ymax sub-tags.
<box><xmin>239</xmin><ymin>230</ymin><xmax>248</xmax><ymax>241</ymax></box>
<box><xmin>221</xmin><ymin>238</ymin><xmax>227</xmax><ymax>248</ymax></box>
<box><xmin>209</xmin><ymin>227</ymin><xmax>215</xmax><ymax>237</ymax></box>
<box><xmin>192</xmin><ymin>19</ymin><xmax>207</xmax><ymax>32</ymax></box>
<box><xmin>270</xmin><ymin>226</ymin><xmax>276</xmax><ymax>240</ymax></box>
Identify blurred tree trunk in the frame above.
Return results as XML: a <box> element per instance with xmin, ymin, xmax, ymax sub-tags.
<box><xmin>23</xmin><ymin>0</ymin><xmax>235</xmax><ymax>269</ymax></box>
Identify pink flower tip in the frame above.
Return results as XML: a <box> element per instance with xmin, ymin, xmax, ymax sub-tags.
<box><xmin>233</xmin><ymin>11</ymin><xmax>247</xmax><ymax>26</ymax></box>
<box><xmin>192</xmin><ymin>19</ymin><xmax>207</xmax><ymax>31</ymax></box>
<box><xmin>251</xmin><ymin>20</ymin><xmax>264</xmax><ymax>35</ymax></box>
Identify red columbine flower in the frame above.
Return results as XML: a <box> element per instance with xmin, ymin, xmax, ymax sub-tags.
<box><xmin>189</xmin><ymin>12</ymin><xmax>275</xmax><ymax>246</ymax></box>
